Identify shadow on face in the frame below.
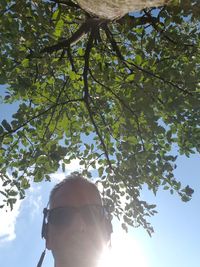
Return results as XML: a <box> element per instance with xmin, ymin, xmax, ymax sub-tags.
<box><xmin>46</xmin><ymin>179</ymin><xmax>108</xmax><ymax>267</ymax></box>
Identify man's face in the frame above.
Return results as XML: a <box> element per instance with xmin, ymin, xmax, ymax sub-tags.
<box><xmin>46</xmin><ymin>180</ymin><xmax>107</xmax><ymax>267</ymax></box>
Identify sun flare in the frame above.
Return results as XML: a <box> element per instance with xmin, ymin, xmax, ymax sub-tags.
<box><xmin>98</xmin><ymin>231</ymin><xmax>149</xmax><ymax>267</ymax></box>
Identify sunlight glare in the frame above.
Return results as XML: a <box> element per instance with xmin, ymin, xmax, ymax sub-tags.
<box><xmin>98</xmin><ymin>231</ymin><xmax>149</xmax><ymax>267</ymax></box>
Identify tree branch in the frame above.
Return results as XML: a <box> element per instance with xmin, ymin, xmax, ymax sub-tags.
<box><xmin>143</xmin><ymin>10</ymin><xmax>196</xmax><ymax>49</ymax></box>
<box><xmin>0</xmin><ymin>98</ymin><xmax>83</xmax><ymax>139</ymax></box>
<box><xmin>42</xmin><ymin>78</ymin><xmax>69</xmax><ymax>140</ymax></box>
<box><xmin>67</xmin><ymin>46</ymin><xmax>76</xmax><ymax>72</ymax></box>
<box><xmin>49</xmin><ymin>0</ymin><xmax>80</xmax><ymax>9</ymax></box>
<box><xmin>117</xmin><ymin>14</ymin><xmax>159</xmax><ymax>27</ymax></box>
<box><xmin>0</xmin><ymin>3</ymin><xmax>15</xmax><ymax>17</ymax></box>
<box><xmin>86</xmin><ymin>152</ymin><xmax>104</xmax><ymax>172</ymax></box>
<box><xmin>40</xmin><ymin>22</ymin><xmax>91</xmax><ymax>54</ymax></box>
<box><xmin>40</xmin><ymin>18</ymin><xmax>107</xmax><ymax>55</ymax></box>
<box><xmin>89</xmin><ymin>95</ymin><xmax>118</xmax><ymax>143</ymax></box>
<box><xmin>89</xmin><ymin>70</ymin><xmax>145</xmax><ymax>150</ymax></box>
<box><xmin>89</xmin><ymin>69</ymin><xmax>135</xmax><ymax>114</ymax></box>
<box><xmin>6</xmin><ymin>136</ymin><xmax>20</xmax><ymax>157</ymax></box>
<box><xmin>104</xmin><ymin>25</ymin><xmax>193</xmax><ymax>96</ymax></box>
<box><xmin>82</xmin><ymin>31</ymin><xmax>113</xmax><ymax>171</ymax></box>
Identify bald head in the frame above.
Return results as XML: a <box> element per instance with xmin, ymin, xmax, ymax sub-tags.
<box><xmin>46</xmin><ymin>173</ymin><xmax>109</xmax><ymax>267</ymax></box>
<box><xmin>49</xmin><ymin>173</ymin><xmax>102</xmax><ymax>209</ymax></box>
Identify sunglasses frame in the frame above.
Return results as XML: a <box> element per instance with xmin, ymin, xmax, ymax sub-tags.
<box><xmin>45</xmin><ymin>204</ymin><xmax>109</xmax><ymax>226</ymax></box>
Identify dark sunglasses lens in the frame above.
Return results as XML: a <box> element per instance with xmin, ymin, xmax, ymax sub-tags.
<box><xmin>48</xmin><ymin>207</ymin><xmax>74</xmax><ymax>226</ymax></box>
<box><xmin>48</xmin><ymin>205</ymin><xmax>105</xmax><ymax>226</ymax></box>
<box><xmin>81</xmin><ymin>206</ymin><xmax>104</xmax><ymax>224</ymax></box>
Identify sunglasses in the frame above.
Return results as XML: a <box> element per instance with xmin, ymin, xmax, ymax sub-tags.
<box><xmin>46</xmin><ymin>205</ymin><xmax>107</xmax><ymax>227</ymax></box>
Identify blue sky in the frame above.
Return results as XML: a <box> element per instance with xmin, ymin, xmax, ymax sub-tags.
<box><xmin>0</xmin><ymin>87</ymin><xmax>200</xmax><ymax>267</ymax></box>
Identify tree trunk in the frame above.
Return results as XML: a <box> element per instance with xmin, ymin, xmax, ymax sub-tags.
<box><xmin>77</xmin><ymin>0</ymin><xmax>171</xmax><ymax>20</ymax></box>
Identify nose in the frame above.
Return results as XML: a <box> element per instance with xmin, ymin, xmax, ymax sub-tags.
<box><xmin>72</xmin><ymin>212</ymin><xmax>87</xmax><ymax>232</ymax></box>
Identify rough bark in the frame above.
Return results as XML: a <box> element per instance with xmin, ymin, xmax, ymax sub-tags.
<box><xmin>77</xmin><ymin>0</ymin><xmax>171</xmax><ymax>20</ymax></box>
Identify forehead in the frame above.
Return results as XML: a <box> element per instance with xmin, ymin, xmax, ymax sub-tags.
<box><xmin>50</xmin><ymin>180</ymin><xmax>102</xmax><ymax>209</ymax></box>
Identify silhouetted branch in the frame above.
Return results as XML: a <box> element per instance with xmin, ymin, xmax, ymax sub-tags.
<box><xmin>83</xmin><ymin>31</ymin><xmax>113</xmax><ymax>171</ymax></box>
<box><xmin>67</xmin><ymin>46</ymin><xmax>76</xmax><ymax>72</ymax></box>
<box><xmin>89</xmin><ymin>70</ymin><xmax>145</xmax><ymax>150</ymax></box>
<box><xmin>117</xmin><ymin>14</ymin><xmax>159</xmax><ymax>27</ymax></box>
<box><xmin>40</xmin><ymin>18</ymin><xmax>108</xmax><ymax>55</ymax></box>
<box><xmin>42</xmin><ymin>78</ymin><xmax>69</xmax><ymax>140</ymax></box>
<box><xmin>40</xmin><ymin>22</ymin><xmax>90</xmax><ymax>54</ymax></box>
<box><xmin>143</xmin><ymin>10</ymin><xmax>196</xmax><ymax>49</ymax></box>
<box><xmin>0</xmin><ymin>98</ymin><xmax>83</xmax><ymax>139</ymax></box>
<box><xmin>104</xmin><ymin>25</ymin><xmax>192</xmax><ymax>96</ymax></box>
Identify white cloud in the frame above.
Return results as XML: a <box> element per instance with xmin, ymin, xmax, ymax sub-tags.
<box><xmin>0</xmin><ymin>157</ymin><xmax>98</xmax><ymax>243</ymax></box>
<box><xmin>50</xmin><ymin>157</ymin><xmax>101</xmax><ymax>183</ymax></box>
<box><xmin>50</xmin><ymin>158</ymin><xmax>83</xmax><ymax>183</ymax></box>
<box><xmin>50</xmin><ymin>171</ymin><xmax>66</xmax><ymax>182</ymax></box>
<box><xmin>63</xmin><ymin>158</ymin><xmax>101</xmax><ymax>174</ymax></box>
<box><xmin>65</xmin><ymin>158</ymin><xmax>83</xmax><ymax>172</ymax></box>
<box><xmin>0</xmin><ymin>159</ymin><xmax>82</xmax><ymax>243</ymax></box>
<box><xmin>26</xmin><ymin>184</ymin><xmax>43</xmax><ymax>219</ymax></box>
<box><xmin>0</xmin><ymin>181</ymin><xmax>22</xmax><ymax>243</ymax></box>
<box><xmin>0</xmin><ymin>181</ymin><xmax>42</xmax><ymax>243</ymax></box>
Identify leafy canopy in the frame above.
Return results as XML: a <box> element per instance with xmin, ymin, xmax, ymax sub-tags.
<box><xmin>0</xmin><ymin>0</ymin><xmax>199</xmax><ymax>234</ymax></box>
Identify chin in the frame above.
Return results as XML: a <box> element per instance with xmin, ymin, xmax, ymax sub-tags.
<box><xmin>55</xmin><ymin>246</ymin><xmax>102</xmax><ymax>266</ymax></box>
<box><xmin>57</xmin><ymin>254</ymin><xmax>99</xmax><ymax>267</ymax></box>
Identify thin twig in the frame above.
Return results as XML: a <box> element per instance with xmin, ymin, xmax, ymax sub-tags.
<box><xmin>40</xmin><ymin>22</ymin><xmax>90</xmax><ymax>54</ymax></box>
<box><xmin>0</xmin><ymin>3</ymin><xmax>15</xmax><ymax>17</ymax></box>
<box><xmin>67</xmin><ymin>46</ymin><xmax>76</xmax><ymax>72</ymax></box>
<box><xmin>143</xmin><ymin>10</ymin><xmax>196</xmax><ymax>49</ymax></box>
<box><xmin>89</xmin><ymin>69</ymin><xmax>136</xmax><ymax>115</ymax></box>
<box><xmin>83</xmin><ymin>31</ymin><xmax>113</xmax><ymax>171</ymax></box>
<box><xmin>40</xmin><ymin>18</ymin><xmax>107</xmax><ymax>55</ymax></box>
<box><xmin>89</xmin><ymin>70</ymin><xmax>145</xmax><ymax>150</ymax></box>
<box><xmin>104</xmin><ymin>25</ymin><xmax>192</xmax><ymax>96</ymax></box>
<box><xmin>86</xmin><ymin>152</ymin><xmax>104</xmax><ymax>172</ymax></box>
<box><xmin>89</xmin><ymin>95</ymin><xmax>118</xmax><ymax>143</ymax></box>
<box><xmin>42</xmin><ymin>78</ymin><xmax>69</xmax><ymax>140</ymax></box>
<box><xmin>0</xmin><ymin>98</ymin><xmax>83</xmax><ymax>139</ymax></box>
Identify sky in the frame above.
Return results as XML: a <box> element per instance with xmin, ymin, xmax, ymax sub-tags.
<box><xmin>0</xmin><ymin>91</ymin><xmax>200</xmax><ymax>267</ymax></box>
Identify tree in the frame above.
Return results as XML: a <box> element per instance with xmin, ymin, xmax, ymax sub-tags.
<box><xmin>76</xmin><ymin>0</ymin><xmax>171</xmax><ymax>19</ymax></box>
<box><xmin>0</xmin><ymin>0</ymin><xmax>199</xmax><ymax>235</ymax></box>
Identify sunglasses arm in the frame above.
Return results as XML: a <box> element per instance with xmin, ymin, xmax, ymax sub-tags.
<box><xmin>36</xmin><ymin>249</ymin><xmax>46</xmax><ymax>267</ymax></box>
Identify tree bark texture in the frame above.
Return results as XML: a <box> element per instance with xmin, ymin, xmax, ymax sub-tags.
<box><xmin>77</xmin><ymin>0</ymin><xmax>171</xmax><ymax>20</ymax></box>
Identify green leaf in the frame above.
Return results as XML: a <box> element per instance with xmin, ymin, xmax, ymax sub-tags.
<box><xmin>34</xmin><ymin>169</ymin><xmax>43</xmax><ymax>182</ymax></box>
<box><xmin>98</xmin><ymin>166</ymin><xmax>104</xmax><ymax>177</ymax></box>
<box><xmin>21</xmin><ymin>178</ymin><xmax>30</xmax><ymax>189</ymax></box>
<box><xmin>135</xmin><ymin>55</ymin><xmax>142</xmax><ymax>65</ymax></box>
<box><xmin>21</xmin><ymin>58</ymin><xmax>29</xmax><ymax>68</ymax></box>
<box><xmin>0</xmin><ymin>1</ymin><xmax>199</xmax><ymax>234</ymax></box>
<box><xmin>8</xmin><ymin>190</ymin><xmax>18</xmax><ymax>196</ymax></box>
<box><xmin>53</xmin><ymin>19</ymin><xmax>64</xmax><ymax>38</ymax></box>
<box><xmin>0</xmin><ymin>125</ymin><xmax>4</xmax><ymax>134</ymax></box>
<box><xmin>163</xmin><ymin>186</ymin><xmax>169</xmax><ymax>190</ymax></box>
<box><xmin>2</xmin><ymin>120</ymin><xmax>12</xmax><ymax>131</ymax></box>
<box><xmin>52</xmin><ymin>9</ymin><xmax>60</xmax><ymax>20</ymax></box>
<box><xmin>126</xmin><ymin>73</ymin><xmax>135</xmax><ymax>82</ymax></box>
<box><xmin>8</xmin><ymin>198</ymin><xmax>17</xmax><ymax>210</ymax></box>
